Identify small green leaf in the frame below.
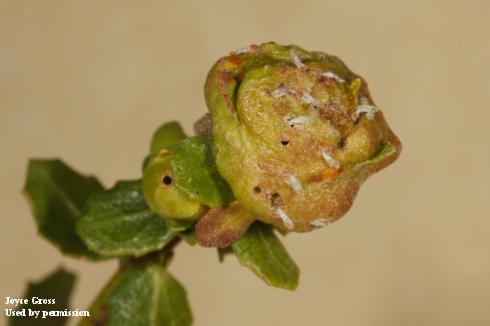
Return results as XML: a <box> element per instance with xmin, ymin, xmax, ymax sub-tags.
<box><xmin>107</xmin><ymin>263</ymin><xmax>193</xmax><ymax>326</ymax></box>
<box><xmin>150</xmin><ymin>121</ymin><xmax>187</xmax><ymax>154</ymax></box>
<box><xmin>164</xmin><ymin>219</ymin><xmax>197</xmax><ymax>246</ymax></box>
<box><xmin>171</xmin><ymin>136</ymin><xmax>234</xmax><ymax>208</ymax></box>
<box><xmin>8</xmin><ymin>267</ymin><xmax>76</xmax><ymax>326</ymax></box>
<box><xmin>179</xmin><ymin>228</ymin><xmax>197</xmax><ymax>246</ymax></box>
<box><xmin>77</xmin><ymin>180</ymin><xmax>176</xmax><ymax>257</ymax></box>
<box><xmin>23</xmin><ymin>159</ymin><xmax>104</xmax><ymax>259</ymax></box>
<box><xmin>232</xmin><ymin>223</ymin><xmax>299</xmax><ymax>290</ymax></box>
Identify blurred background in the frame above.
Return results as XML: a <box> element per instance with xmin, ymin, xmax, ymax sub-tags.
<box><xmin>1</xmin><ymin>1</ymin><xmax>489</xmax><ymax>325</ymax></box>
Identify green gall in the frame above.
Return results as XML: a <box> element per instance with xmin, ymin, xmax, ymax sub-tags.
<box><xmin>142</xmin><ymin>151</ymin><xmax>204</xmax><ymax>220</ymax></box>
<box><xmin>205</xmin><ymin>42</ymin><xmax>402</xmax><ymax>233</ymax></box>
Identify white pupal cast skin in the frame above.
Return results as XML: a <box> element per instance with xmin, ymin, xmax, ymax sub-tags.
<box><xmin>204</xmin><ymin>42</ymin><xmax>402</xmax><ymax>233</ymax></box>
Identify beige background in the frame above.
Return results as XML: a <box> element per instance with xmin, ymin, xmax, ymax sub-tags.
<box><xmin>1</xmin><ymin>1</ymin><xmax>489</xmax><ymax>325</ymax></box>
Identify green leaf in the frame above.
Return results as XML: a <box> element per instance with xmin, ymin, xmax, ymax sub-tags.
<box><xmin>8</xmin><ymin>267</ymin><xmax>76</xmax><ymax>326</ymax></box>
<box><xmin>164</xmin><ymin>219</ymin><xmax>197</xmax><ymax>246</ymax></box>
<box><xmin>77</xmin><ymin>180</ymin><xmax>176</xmax><ymax>257</ymax></box>
<box><xmin>79</xmin><ymin>268</ymin><xmax>128</xmax><ymax>326</ymax></box>
<box><xmin>171</xmin><ymin>136</ymin><xmax>234</xmax><ymax>208</ymax></box>
<box><xmin>150</xmin><ymin>121</ymin><xmax>187</xmax><ymax>154</ymax></box>
<box><xmin>23</xmin><ymin>159</ymin><xmax>104</xmax><ymax>259</ymax></box>
<box><xmin>231</xmin><ymin>223</ymin><xmax>299</xmax><ymax>290</ymax></box>
<box><xmin>107</xmin><ymin>263</ymin><xmax>193</xmax><ymax>326</ymax></box>
<box><xmin>179</xmin><ymin>228</ymin><xmax>197</xmax><ymax>246</ymax></box>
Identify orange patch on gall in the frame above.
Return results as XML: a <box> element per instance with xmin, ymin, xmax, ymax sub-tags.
<box><xmin>226</xmin><ymin>55</ymin><xmax>245</xmax><ymax>67</ymax></box>
<box><xmin>309</xmin><ymin>168</ymin><xmax>340</xmax><ymax>182</ymax></box>
<box><xmin>321</xmin><ymin>168</ymin><xmax>340</xmax><ymax>181</ymax></box>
